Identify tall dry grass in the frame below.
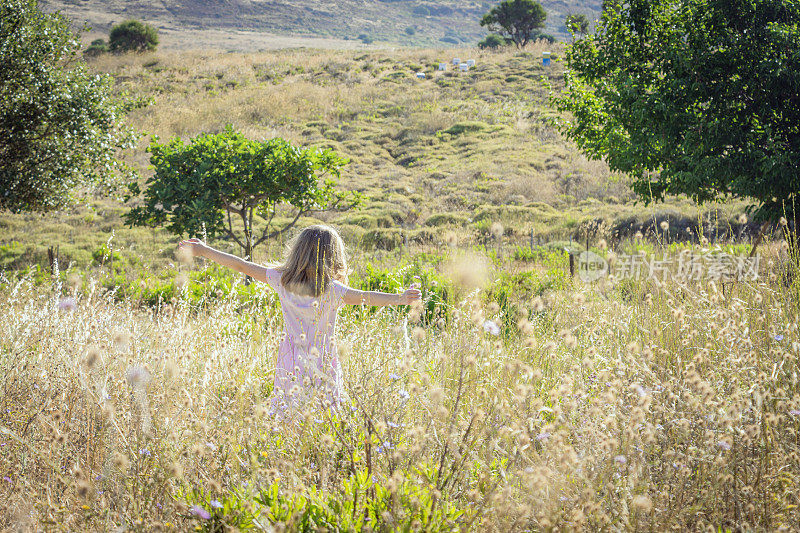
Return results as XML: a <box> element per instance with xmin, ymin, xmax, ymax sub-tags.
<box><xmin>1</xmin><ymin>240</ymin><xmax>799</xmax><ymax>530</ymax></box>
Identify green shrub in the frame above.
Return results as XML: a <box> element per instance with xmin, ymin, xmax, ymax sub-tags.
<box><xmin>84</xmin><ymin>38</ymin><xmax>108</xmax><ymax>57</ymax></box>
<box><xmin>483</xmin><ymin>267</ymin><xmax>567</xmax><ymax>336</ymax></box>
<box><xmin>363</xmin><ymin>228</ymin><xmax>404</xmax><ymax>250</ymax></box>
<box><xmin>109</xmin><ymin>19</ymin><xmax>159</xmax><ymax>53</ymax></box>
<box><xmin>478</xmin><ymin>34</ymin><xmax>507</xmax><ymax>49</ymax></box>
<box><xmin>183</xmin><ymin>469</ymin><xmax>470</xmax><ymax>532</ymax></box>
<box><xmin>351</xmin><ymin>256</ymin><xmax>452</xmax><ymax>326</ymax></box>
<box><xmin>424</xmin><ymin>213</ymin><xmax>470</xmax><ymax>227</ymax></box>
<box><xmin>440</xmin><ymin>121</ymin><xmax>489</xmax><ymax>136</ymax></box>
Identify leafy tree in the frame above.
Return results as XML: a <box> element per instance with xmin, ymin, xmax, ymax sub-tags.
<box><xmin>556</xmin><ymin>0</ymin><xmax>800</xmax><ymax>236</ymax></box>
<box><xmin>480</xmin><ymin>0</ymin><xmax>547</xmax><ymax>48</ymax></box>
<box><xmin>0</xmin><ymin>0</ymin><xmax>135</xmax><ymax>213</ymax></box>
<box><xmin>109</xmin><ymin>20</ymin><xmax>158</xmax><ymax>53</ymax></box>
<box><xmin>125</xmin><ymin>126</ymin><xmax>360</xmax><ymax>261</ymax></box>
<box><xmin>565</xmin><ymin>13</ymin><xmax>590</xmax><ymax>38</ymax></box>
<box><xmin>478</xmin><ymin>33</ymin><xmax>508</xmax><ymax>49</ymax></box>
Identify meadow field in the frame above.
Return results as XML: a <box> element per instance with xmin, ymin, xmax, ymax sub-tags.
<box><xmin>1</xmin><ymin>233</ymin><xmax>799</xmax><ymax>530</ymax></box>
<box><xmin>2</xmin><ymin>18</ymin><xmax>799</xmax><ymax>531</ymax></box>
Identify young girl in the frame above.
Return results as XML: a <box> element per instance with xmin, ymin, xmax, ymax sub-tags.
<box><xmin>179</xmin><ymin>225</ymin><xmax>421</xmax><ymax>412</ymax></box>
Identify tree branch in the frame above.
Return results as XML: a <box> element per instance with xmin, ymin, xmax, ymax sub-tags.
<box><xmin>254</xmin><ymin>206</ymin><xmax>308</xmax><ymax>248</ymax></box>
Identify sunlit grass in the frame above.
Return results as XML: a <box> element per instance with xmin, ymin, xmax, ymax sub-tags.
<box><xmin>1</xmin><ymin>239</ymin><xmax>798</xmax><ymax>530</ymax></box>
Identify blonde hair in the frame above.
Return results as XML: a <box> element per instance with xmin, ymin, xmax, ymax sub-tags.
<box><xmin>278</xmin><ymin>225</ymin><xmax>348</xmax><ymax>297</ymax></box>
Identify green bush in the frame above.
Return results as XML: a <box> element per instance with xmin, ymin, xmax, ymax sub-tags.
<box><xmin>478</xmin><ymin>34</ymin><xmax>507</xmax><ymax>49</ymax></box>
<box><xmin>350</xmin><ymin>256</ymin><xmax>452</xmax><ymax>326</ymax></box>
<box><xmin>109</xmin><ymin>19</ymin><xmax>159</xmax><ymax>53</ymax></box>
<box><xmin>424</xmin><ymin>213</ymin><xmax>470</xmax><ymax>227</ymax></box>
<box><xmin>440</xmin><ymin>121</ymin><xmax>489</xmax><ymax>136</ymax></box>
<box><xmin>84</xmin><ymin>38</ymin><xmax>108</xmax><ymax>57</ymax></box>
<box><xmin>183</xmin><ymin>469</ymin><xmax>469</xmax><ymax>532</ymax></box>
<box><xmin>363</xmin><ymin>228</ymin><xmax>404</xmax><ymax>250</ymax></box>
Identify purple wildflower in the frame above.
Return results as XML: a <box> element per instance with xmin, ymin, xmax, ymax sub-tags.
<box><xmin>483</xmin><ymin>320</ymin><xmax>501</xmax><ymax>336</ymax></box>
<box><xmin>210</xmin><ymin>500</ymin><xmax>222</xmax><ymax>509</ymax></box>
<box><xmin>190</xmin><ymin>505</ymin><xmax>211</xmax><ymax>519</ymax></box>
<box><xmin>58</xmin><ymin>297</ymin><xmax>77</xmax><ymax>312</ymax></box>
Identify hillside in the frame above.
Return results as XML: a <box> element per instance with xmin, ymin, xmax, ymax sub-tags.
<box><xmin>40</xmin><ymin>0</ymin><xmax>602</xmax><ymax>47</ymax></box>
<box><xmin>0</xmin><ymin>44</ymin><xmax>751</xmax><ymax>275</ymax></box>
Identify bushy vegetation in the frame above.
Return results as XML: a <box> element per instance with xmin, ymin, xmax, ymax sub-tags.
<box><xmin>0</xmin><ymin>0</ymin><xmax>135</xmax><ymax>213</ymax></box>
<box><xmin>109</xmin><ymin>19</ymin><xmax>159</xmax><ymax>53</ymax></box>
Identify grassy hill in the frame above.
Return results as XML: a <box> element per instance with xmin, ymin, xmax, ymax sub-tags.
<box><xmin>40</xmin><ymin>0</ymin><xmax>602</xmax><ymax>46</ymax></box>
<box><xmin>0</xmin><ymin>44</ymin><xmax>753</xmax><ymax>277</ymax></box>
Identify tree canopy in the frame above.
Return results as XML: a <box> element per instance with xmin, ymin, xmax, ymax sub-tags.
<box><xmin>480</xmin><ymin>0</ymin><xmax>548</xmax><ymax>48</ymax></box>
<box><xmin>0</xmin><ymin>0</ymin><xmax>134</xmax><ymax>213</ymax></box>
<box><xmin>556</xmin><ymin>0</ymin><xmax>800</xmax><ymax>224</ymax></box>
<box><xmin>565</xmin><ymin>13</ymin><xmax>590</xmax><ymax>38</ymax></box>
<box><xmin>125</xmin><ymin>126</ymin><xmax>359</xmax><ymax>260</ymax></box>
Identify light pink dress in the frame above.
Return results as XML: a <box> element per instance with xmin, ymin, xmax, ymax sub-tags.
<box><xmin>262</xmin><ymin>268</ymin><xmax>349</xmax><ymax>412</ymax></box>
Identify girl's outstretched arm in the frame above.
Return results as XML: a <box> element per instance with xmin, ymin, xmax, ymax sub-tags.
<box><xmin>342</xmin><ymin>286</ymin><xmax>422</xmax><ymax>307</ymax></box>
<box><xmin>178</xmin><ymin>238</ymin><xmax>269</xmax><ymax>281</ymax></box>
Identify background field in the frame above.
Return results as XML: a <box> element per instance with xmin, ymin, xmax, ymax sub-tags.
<box><xmin>41</xmin><ymin>0</ymin><xmax>602</xmax><ymax>46</ymax></box>
<box><xmin>0</xmin><ymin>44</ymin><xmax>757</xmax><ymax>279</ymax></box>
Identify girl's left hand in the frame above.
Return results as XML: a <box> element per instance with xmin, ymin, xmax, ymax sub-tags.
<box><xmin>401</xmin><ymin>287</ymin><xmax>422</xmax><ymax>304</ymax></box>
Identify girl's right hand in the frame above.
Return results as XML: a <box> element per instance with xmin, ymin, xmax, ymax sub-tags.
<box><xmin>178</xmin><ymin>238</ymin><xmax>207</xmax><ymax>258</ymax></box>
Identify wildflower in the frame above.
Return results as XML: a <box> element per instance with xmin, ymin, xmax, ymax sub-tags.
<box><xmin>58</xmin><ymin>297</ymin><xmax>77</xmax><ymax>312</ymax></box>
<box><xmin>775</xmin><ymin>334</ymin><xmax>784</xmax><ymax>341</ymax></box>
<box><xmin>126</xmin><ymin>366</ymin><xmax>152</xmax><ymax>388</ymax></box>
<box><xmin>2</xmin><ymin>476</ymin><xmax>10</xmax><ymax>483</ymax></box>
<box><xmin>190</xmin><ymin>505</ymin><xmax>211</xmax><ymax>519</ymax></box>
<box><xmin>389</xmin><ymin>373</ymin><xmax>401</xmax><ymax>380</ymax></box>
<box><xmin>210</xmin><ymin>500</ymin><xmax>222</xmax><ymax>509</ymax></box>
<box><xmin>717</xmin><ymin>441</ymin><xmax>731</xmax><ymax>451</ymax></box>
<box><xmin>614</xmin><ymin>455</ymin><xmax>626</xmax><ymax>464</ymax></box>
<box><xmin>536</xmin><ymin>432</ymin><xmax>550</xmax><ymax>441</ymax></box>
<box><xmin>483</xmin><ymin>320</ymin><xmax>501</xmax><ymax>336</ymax></box>
<box><xmin>491</xmin><ymin>222</ymin><xmax>504</xmax><ymax>239</ymax></box>
<box><xmin>84</xmin><ymin>346</ymin><xmax>101</xmax><ymax>369</ymax></box>
<box><xmin>659</xmin><ymin>221</ymin><xmax>669</xmax><ymax>232</ymax></box>
<box><xmin>399</xmin><ymin>389</ymin><xmax>410</xmax><ymax>401</ymax></box>
<box><xmin>632</xmin><ymin>495</ymin><xmax>652</xmax><ymax>512</ymax></box>
<box><xmin>789</xmin><ymin>409</ymin><xmax>800</xmax><ymax>416</ymax></box>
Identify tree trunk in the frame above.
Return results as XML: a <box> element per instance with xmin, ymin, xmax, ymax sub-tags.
<box><xmin>243</xmin><ymin>241</ymin><xmax>253</xmax><ymax>285</ymax></box>
<box><xmin>749</xmin><ymin>221</ymin><xmax>771</xmax><ymax>258</ymax></box>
